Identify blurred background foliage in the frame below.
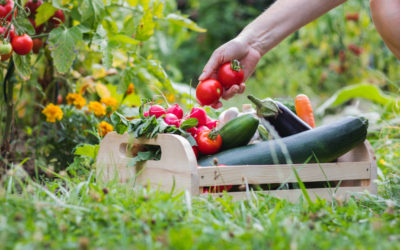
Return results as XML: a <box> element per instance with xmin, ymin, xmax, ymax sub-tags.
<box><xmin>163</xmin><ymin>0</ymin><xmax>399</xmax><ymax>109</ymax></box>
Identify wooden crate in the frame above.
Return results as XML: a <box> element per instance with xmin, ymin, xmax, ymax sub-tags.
<box><xmin>96</xmin><ymin>132</ymin><xmax>377</xmax><ymax>202</ymax></box>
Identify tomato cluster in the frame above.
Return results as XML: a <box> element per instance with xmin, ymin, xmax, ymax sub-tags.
<box><xmin>196</xmin><ymin>59</ymin><xmax>244</xmax><ymax>107</ymax></box>
<box><xmin>0</xmin><ymin>0</ymin><xmax>66</xmax><ymax>60</ymax></box>
<box><xmin>145</xmin><ymin>104</ymin><xmax>222</xmax><ymax>157</ymax></box>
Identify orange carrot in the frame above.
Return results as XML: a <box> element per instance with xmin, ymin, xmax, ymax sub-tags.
<box><xmin>295</xmin><ymin>94</ymin><xmax>315</xmax><ymax>128</ymax></box>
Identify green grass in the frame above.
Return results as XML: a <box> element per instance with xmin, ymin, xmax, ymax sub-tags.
<box><xmin>1</xmin><ymin>128</ymin><xmax>400</xmax><ymax>249</ymax></box>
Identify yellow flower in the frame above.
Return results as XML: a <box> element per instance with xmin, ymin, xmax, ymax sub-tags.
<box><xmin>66</xmin><ymin>93</ymin><xmax>86</xmax><ymax>109</ymax></box>
<box><xmin>126</xmin><ymin>83</ymin><xmax>135</xmax><ymax>95</ymax></box>
<box><xmin>100</xmin><ymin>97</ymin><xmax>118</xmax><ymax>109</ymax></box>
<box><xmin>88</xmin><ymin>101</ymin><xmax>106</xmax><ymax>117</ymax></box>
<box><xmin>166</xmin><ymin>93</ymin><xmax>175</xmax><ymax>103</ymax></box>
<box><xmin>42</xmin><ymin>104</ymin><xmax>63</xmax><ymax>123</ymax></box>
<box><xmin>379</xmin><ymin>159</ymin><xmax>386</xmax><ymax>165</ymax></box>
<box><xmin>98</xmin><ymin>121</ymin><xmax>113</xmax><ymax>137</ymax></box>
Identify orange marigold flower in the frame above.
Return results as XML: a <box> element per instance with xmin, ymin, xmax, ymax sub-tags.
<box><xmin>98</xmin><ymin>121</ymin><xmax>114</xmax><ymax>137</ymax></box>
<box><xmin>42</xmin><ymin>103</ymin><xmax>63</xmax><ymax>123</ymax></box>
<box><xmin>88</xmin><ymin>101</ymin><xmax>106</xmax><ymax>116</ymax></box>
<box><xmin>100</xmin><ymin>97</ymin><xmax>118</xmax><ymax>109</ymax></box>
<box><xmin>66</xmin><ymin>93</ymin><xmax>86</xmax><ymax>109</ymax></box>
<box><xmin>126</xmin><ymin>83</ymin><xmax>135</xmax><ymax>95</ymax></box>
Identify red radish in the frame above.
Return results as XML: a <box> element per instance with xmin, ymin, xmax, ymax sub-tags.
<box><xmin>164</xmin><ymin>113</ymin><xmax>180</xmax><ymax>127</ymax></box>
<box><xmin>206</xmin><ymin>117</ymin><xmax>219</xmax><ymax>129</ymax></box>
<box><xmin>186</xmin><ymin>127</ymin><xmax>198</xmax><ymax>137</ymax></box>
<box><xmin>196</xmin><ymin>126</ymin><xmax>210</xmax><ymax>137</ymax></box>
<box><xmin>167</xmin><ymin>104</ymin><xmax>183</xmax><ymax>119</ymax></box>
<box><xmin>149</xmin><ymin>105</ymin><xmax>166</xmax><ymax>118</ymax></box>
<box><xmin>143</xmin><ymin>111</ymin><xmax>149</xmax><ymax>117</ymax></box>
<box><xmin>188</xmin><ymin>107</ymin><xmax>207</xmax><ymax>126</ymax></box>
<box><xmin>192</xmin><ymin>146</ymin><xmax>199</xmax><ymax>158</ymax></box>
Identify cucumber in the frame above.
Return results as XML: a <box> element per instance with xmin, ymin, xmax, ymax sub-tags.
<box><xmin>198</xmin><ymin>116</ymin><xmax>368</xmax><ymax>166</ymax></box>
<box><xmin>219</xmin><ymin>114</ymin><xmax>259</xmax><ymax>150</ymax></box>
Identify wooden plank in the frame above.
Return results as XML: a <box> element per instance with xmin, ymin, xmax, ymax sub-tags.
<box><xmin>202</xmin><ymin>186</ymin><xmax>369</xmax><ymax>202</ymax></box>
<box><xmin>96</xmin><ymin>132</ymin><xmax>200</xmax><ymax>195</ymax></box>
<box><xmin>198</xmin><ymin>161</ymin><xmax>371</xmax><ymax>186</ymax></box>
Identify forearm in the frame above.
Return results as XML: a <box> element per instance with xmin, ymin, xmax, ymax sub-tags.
<box><xmin>238</xmin><ymin>0</ymin><xmax>347</xmax><ymax>55</ymax></box>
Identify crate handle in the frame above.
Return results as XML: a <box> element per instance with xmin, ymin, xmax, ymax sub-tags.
<box><xmin>96</xmin><ymin>132</ymin><xmax>200</xmax><ymax>195</ymax></box>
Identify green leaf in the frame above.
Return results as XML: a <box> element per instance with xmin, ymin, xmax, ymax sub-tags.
<box><xmin>74</xmin><ymin>144</ymin><xmax>100</xmax><ymax>160</ymax></box>
<box><xmin>79</xmin><ymin>0</ymin><xmax>105</xmax><ymax>27</ymax></box>
<box><xmin>180</xmin><ymin>118</ymin><xmax>198</xmax><ymax>130</ymax></box>
<box><xmin>165</xmin><ymin>14</ymin><xmax>206</xmax><ymax>32</ymax></box>
<box><xmin>110</xmin><ymin>35</ymin><xmax>140</xmax><ymax>45</ymax></box>
<box><xmin>316</xmin><ymin>83</ymin><xmax>395</xmax><ymax>115</ymax></box>
<box><xmin>129</xmin><ymin>150</ymin><xmax>160</xmax><ymax>167</ymax></box>
<box><xmin>35</xmin><ymin>3</ymin><xmax>57</xmax><ymax>26</ymax></box>
<box><xmin>13</xmin><ymin>55</ymin><xmax>31</xmax><ymax>80</ymax></box>
<box><xmin>135</xmin><ymin>10</ymin><xmax>155</xmax><ymax>41</ymax></box>
<box><xmin>153</xmin><ymin>1</ymin><xmax>164</xmax><ymax>18</ymax></box>
<box><xmin>48</xmin><ymin>27</ymin><xmax>82</xmax><ymax>73</ymax></box>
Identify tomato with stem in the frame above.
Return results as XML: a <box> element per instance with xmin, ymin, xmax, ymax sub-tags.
<box><xmin>196</xmin><ymin>130</ymin><xmax>222</xmax><ymax>155</ymax></box>
<box><xmin>217</xmin><ymin>59</ymin><xmax>244</xmax><ymax>88</ymax></box>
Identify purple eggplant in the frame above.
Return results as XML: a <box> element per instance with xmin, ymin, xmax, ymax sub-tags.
<box><xmin>248</xmin><ymin>95</ymin><xmax>311</xmax><ymax>138</ymax></box>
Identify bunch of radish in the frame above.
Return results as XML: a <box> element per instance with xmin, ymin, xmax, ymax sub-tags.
<box><xmin>144</xmin><ymin>104</ymin><xmax>219</xmax><ymax>158</ymax></box>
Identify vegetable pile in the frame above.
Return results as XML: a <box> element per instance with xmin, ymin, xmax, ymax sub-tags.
<box><xmin>118</xmin><ymin>61</ymin><xmax>368</xmax><ymax>193</ymax></box>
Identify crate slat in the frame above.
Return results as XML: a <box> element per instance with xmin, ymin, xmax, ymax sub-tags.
<box><xmin>198</xmin><ymin>161</ymin><xmax>371</xmax><ymax>186</ymax></box>
<box><xmin>202</xmin><ymin>186</ymin><xmax>369</xmax><ymax>202</ymax></box>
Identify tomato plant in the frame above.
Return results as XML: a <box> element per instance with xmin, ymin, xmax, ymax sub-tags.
<box><xmin>25</xmin><ymin>0</ymin><xmax>43</xmax><ymax>16</ymax></box>
<box><xmin>196</xmin><ymin>79</ymin><xmax>223</xmax><ymax>106</ymax></box>
<box><xmin>196</xmin><ymin>130</ymin><xmax>222</xmax><ymax>155</ymax></box>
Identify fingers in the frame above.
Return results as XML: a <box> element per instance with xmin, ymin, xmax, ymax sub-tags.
<box><xmin>221</xmin><ymin>83</ymin><xmax>246</xmax><ymax>100</ymax></box>
<box><xmin>199</xmin><ymin>50</ymin><xmax>222</xmax><ymax>81</ymax></box>
<box><xmin>211</xmin><ymin>101</ymin><xmax>223</xmax><ymax>109</ymax></box>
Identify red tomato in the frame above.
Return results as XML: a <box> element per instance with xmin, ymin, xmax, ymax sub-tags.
<box><xmin>188</xmin><ymin>107</ymin><xmax>207</xmax><ymax>126</ymax></box>
<box><xmin>0</xmin><ymin>0</ymin><xmax>15</xmax><ymax>22</ymax></box>
<box><xmin>32</xmin><ymin>38</ymin><xmax>42</xmax><ymax>54</ymax></box>
<box><xmin>143</xmin><ymin>111</ymin><xmax>149</xmax><ymax>117</ymax></box>
<box><xmin>217</xmin><ymin>59</ymin><xmax>244</xmax><ymax>88</ymax></box>
<box><xmin>29</xmin><ymin>18</ymin><xmax>44</xmax><ymax>34</ymax></box>
<box><xmin>196</xmin><ymin>130</ymin><xmax>222</xmax><ymax>155</ymax></box>
<box><xmin>166</xmin><ymin>104</ymin><xmax>183</xmax><ymax>119</ymax></box>
<box><xmin>50</xmin><ymin>10</ymin><xmax>65</xmax><ymax>25</ymax></box>
<box><xmin>11</xmin><ymin>34</ymin><xmax>33</xmax><ymax>55</ymax></box>
<box><xmin>196</xmin><ymin>79</ymin><xmax>223</xmax><ymax>106</ymax></box>
<box><xmin>149</xmin><ymin>105</ymin><xmax>166</xmax><ymax>118</ymax></box>
<box><xmin>0</xmin><ymin>23</ymin><xmax>15</xmax><ymax>41</ymax></box>
<box><xmin>195</xmin><ymin>125</ymin><xmax>209</xmax><ymax>138</ymax></box>
<box><xmin>25</xmin><ymin>0</ymin><xmax>43</xmax><ymax>16</ymax></box>
<box><xmin>164</xmin><ymin>113</ymin><xmax>180</xmax><ymax>127</ymax></box>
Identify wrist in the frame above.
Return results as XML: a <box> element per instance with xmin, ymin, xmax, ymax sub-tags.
<box><xmin>236</xmin><ymin>27</ymin><xmax>275</xmax><ymax>56</ymax></box>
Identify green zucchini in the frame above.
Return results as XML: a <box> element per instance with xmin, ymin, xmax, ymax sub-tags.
<box><xmin>219</xmin><ymin>114</ymin><xmax>259</xmax><ymax>150</ymax></box>
<box><xmin>199</xmin><ymin>116</ymin><xmax>368</xmax><ymax>166</ymax></box>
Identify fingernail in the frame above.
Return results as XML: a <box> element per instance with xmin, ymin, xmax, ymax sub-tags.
<box><xmin>198</xmin><ymin>72</ymin><xmax>206</xmax><ymax>80</ymax></box>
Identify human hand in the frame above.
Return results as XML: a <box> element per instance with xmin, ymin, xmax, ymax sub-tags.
<box><xmin>198</xmin><ymin>38</ymin><xmax>262</xmax><ymax>108</ymax></box>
